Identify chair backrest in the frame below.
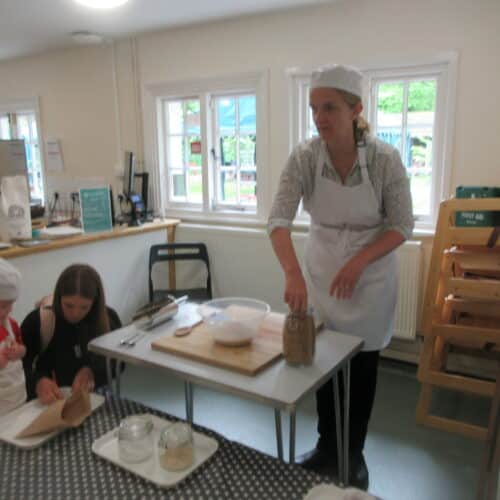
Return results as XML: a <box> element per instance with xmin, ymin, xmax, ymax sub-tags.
<box><xmin>148</xmin><ymin>243</ymin><xmax>212</xmax><ymax>303</ymax></box>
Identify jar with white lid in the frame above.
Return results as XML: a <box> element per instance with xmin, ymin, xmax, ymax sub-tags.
<box><xmin>117</xmin><ymin>414</ymin><xmax>154</xmax><ymax>463</ymax></box>
<box><xmin>158</xmin><ymin>422</ymin><xmax>194</xmax><ymax>471</ymax></box>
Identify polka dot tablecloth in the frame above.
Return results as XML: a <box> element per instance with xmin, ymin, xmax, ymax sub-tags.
<box><xmin>1</xmin><ymin>395</ymin><xmax>331</xmax><ymax>499</ymax></box>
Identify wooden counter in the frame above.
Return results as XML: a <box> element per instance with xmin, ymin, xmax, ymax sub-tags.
<box><xmin>0</xmin><ymin>219</ymin><xmax>180</xmax><ymax>312</ymax></box>
<box><xmin>0</xmin><ymin>219</ymin><xmax>180</xmax><ymax>259</ymax></box>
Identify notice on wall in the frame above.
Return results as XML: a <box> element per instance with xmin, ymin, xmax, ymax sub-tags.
<box><xmin>45</xmin><ymin>138</ymin><xmax>64</xmax><ymax>172</ymax></box>
<box><xmin>79</xmin><ymin>187</ymin><xmax>113</xmax><ymax>233</ymax></box>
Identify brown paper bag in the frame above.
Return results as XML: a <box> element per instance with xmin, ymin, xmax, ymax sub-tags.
<box><xmin>16</xmin><ymin>389</ymin><xmax>92</xmax><ymax>438</ymax></box>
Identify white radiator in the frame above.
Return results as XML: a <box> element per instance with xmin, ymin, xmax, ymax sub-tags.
<box><xmin>393</xmin><ymin>240</ymin><xmax>423</xmax><ymax>340</ymax></box>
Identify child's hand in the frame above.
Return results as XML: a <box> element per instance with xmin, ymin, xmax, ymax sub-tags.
<box><xmin>0</xmin><ymin>349</ymin><xmax>8</xmax><ymax>369</ymax></box>
<box><xmin>36</xmin><ymin>377</ymin><xmax>65</xmax><ymax>405</ymax></box>
<box><xmin>4</xmin><ymin>342</ymin><xmax>26</xmax><ymax>361</ymax></box>
<box><xmin>72</xmin><ymin>367</ymin><xmax>95</xmax><ymax>393</ymax></box>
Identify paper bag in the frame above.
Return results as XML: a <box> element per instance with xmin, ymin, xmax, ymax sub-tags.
<box><xmin>0</xmin><ymin>175</ymin><xmax>32</xmax><ymax>241</ymax></box>
<box><xmin>16</xmin><ymin>389</ymin><xmax>92</xmax><ymax>438</ymax></box>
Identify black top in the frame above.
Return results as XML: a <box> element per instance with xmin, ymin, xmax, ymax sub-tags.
<box><xmin>21</xmin><ymin>307</ymin><xmax>121</xmax><ymax>399</ymax></box>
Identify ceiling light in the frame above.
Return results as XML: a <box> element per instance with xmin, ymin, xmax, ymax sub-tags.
<box><xmin>74</xmin><ymin>0</ymin><xmax>129</xmax><ymax>9</ymax></box>
<box><xmin>71</xmin><ymin>31</ymin><xmax>104</xmax><ymax>44</ymax></box>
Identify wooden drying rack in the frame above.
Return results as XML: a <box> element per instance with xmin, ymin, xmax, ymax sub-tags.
<box><xmin>417</xmin><ymin>197</ymin><xmax>500</xmax><ymax>442</ymax></box>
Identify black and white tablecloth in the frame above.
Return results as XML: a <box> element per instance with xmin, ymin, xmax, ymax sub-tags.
<box><xmin>1</xmin><ymin>394</ymin><xmax>331</xmax><ymax>499</ymax></box>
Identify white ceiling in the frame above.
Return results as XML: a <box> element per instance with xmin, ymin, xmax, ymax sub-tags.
<box><xmin>0</xmin><ymin>0</ymin><xmax>328</xmax><ymax>62</ymax></box>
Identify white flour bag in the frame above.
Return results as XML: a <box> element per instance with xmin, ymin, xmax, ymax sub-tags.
<box><xmin>0</xmin><ymin>175</ymin><xmax>32</xmax><ymax>241</ymax></box>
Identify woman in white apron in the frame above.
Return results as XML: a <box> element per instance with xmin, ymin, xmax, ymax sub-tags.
<box><xmin>0</xmin><ymin>258</ymin><xmax>26</xmax><ymax>416</ymax></box>
<box><xmin>268</xmin><ymin>65</ymin><xmax>413</xmax><ymax>489</ymax></box>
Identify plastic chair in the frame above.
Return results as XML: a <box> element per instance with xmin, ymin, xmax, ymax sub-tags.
<box><xmin>149</xmin><ymin>243</ymin><xmax>212</xmax><ymax>303</ymax></box>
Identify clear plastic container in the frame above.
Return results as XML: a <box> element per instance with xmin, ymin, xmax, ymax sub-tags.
<box><xmin>117</xmin><ymin>414</ymin><xmax>154</xmax><ymax>463</ymax></box>
<box><xmin>158</xmin><ymin>422</ymin><xmax>194</xmax><ymax>471</ymax></box>
<box><xmin>197</xmin><ymin>297</ymin><xmax>270</xmax><ymax>346</ymax></box>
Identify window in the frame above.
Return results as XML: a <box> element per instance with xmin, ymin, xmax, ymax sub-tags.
<box><xmin>289</xmin><ymin>57</ymin><xmax>457</xmax><ymax>228</ymax></box>
<box><xmin>145</xmin><ymin>72</ymin><xmax>268</xmax><ymax>222</ymax></box>
<box><xmin>0</xmin><ymin>102</ymin><xmax>45</xmax><ymax>203</ymax></box>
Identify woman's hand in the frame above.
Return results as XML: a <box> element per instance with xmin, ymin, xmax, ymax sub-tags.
<box><xmin>285</xmin><ymin>269</ymin><xmax>308</xmax><ymax>312</ymax></box>
<box><xmin>36</xmin><ymin>377</ymin><xmax>64</xmax><ymax>405</ymax></box>
<box><xmin>72</xmin><ymin>367</ymin><xmax>95</xmax><ymax>393</ymax></box>
<box><xmin>330</xmin><ymin>254</ymin><xmax>368</xmax><ymax>300</ymax></box>
<box><xmin>4</xmin><ymin>342</ymin><xmax>26</xmax><ymax>361</ymax></box>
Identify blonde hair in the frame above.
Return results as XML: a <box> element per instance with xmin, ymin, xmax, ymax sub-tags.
<box><xmin>337</xmin><ymin>89</ymin><xmax>370</xmax><ymax>142</ymax></box>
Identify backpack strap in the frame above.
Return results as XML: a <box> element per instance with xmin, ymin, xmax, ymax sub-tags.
<box><xmin>38</xmin><ymin>295</ymin><xmax>55</xmax><ymax>352</ymax></box>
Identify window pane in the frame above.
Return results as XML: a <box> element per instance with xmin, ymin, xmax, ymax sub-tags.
<box><xmin>187</xmin><ymin>166</ymin><xmax>202</xmax><ymax>203</ymax></box>
<box><xmin>185</xmin><ymin>100</ymin><xmax>200</xmax><ymax>135</ymax></box>
<box><xmin>407</xmin><ymin>80</ymin><xmax>436</xmax><ymax>217</ymax></box>
<box><xmin>240</xmin><ymin>169</ymin><xmax>257</xmax><ymax>205</ymax></box>
<box><xmin>239</xmin><ymin>135</ymin><xmax>256</xmax><ymax>167</ymax></box>
<box><xmin>16</xmin><ymin>115</ymin><xmax>30</xmax><ymax>140</ymax></box>
<box><xmin>239</xmin><ymin>95</ymin><xmax>256</xmax><ymax>134</ymax></box>
<box><xmin>168</xmin><ymin>101</ymin><xmax>183</xmax><ymax>134</ymax></box>
<box><xmin>219</xmin><ymin>168</ymin><xmax>237</xmax><ymax>203</ymax></box>
<box><xmin>218</xmin><ymin>98</ymin><xmax>235</xmax><ymax>134</ymax></box>
<box><xmin>187</xmin><ymin>136</ymin><xmax>202</xmax><ymax>167</ymax></box>
<box><xmin>167</xmin><ymin>136</ymin><xmax>183</xmax><ymax>167</ymax></box>
<box><xmin>171</xmin><ymin>172</ymin><xmax>186</xmax><ymax>198</ymax></box>
<box><xmin>0</xmin><ymin>116</ymin><xmax>11</xmax><ymax>139</ymax></box>
<box><xmin>376</xmin><ymin>82</ymin><xmax>404</xmax><ymax>152</ymax></box>
<box><xmin>220</xmin><ymin>136</ymin><xmax>237</xmax><ymax>166</ymax></box>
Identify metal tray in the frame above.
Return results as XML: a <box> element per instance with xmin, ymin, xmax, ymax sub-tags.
<box><xmin>91</xmin><ymin>414</ymin><xmax>218</xmax><ymax>488</ymax></box>
<box><xmin>0</xmin><ymin>388</ymin><xmax>105</xmax><ymax>449</ymax></box>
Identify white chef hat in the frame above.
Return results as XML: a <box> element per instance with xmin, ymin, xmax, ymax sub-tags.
<box><xmin>0</xmin><ymin>258</ymin><xmax>21</xmax><ymax>301</ymax></box>
<box><xmin>310</xmin><ymin>64</ymin><xmax>364</xmax><ymax>100</ymax></box>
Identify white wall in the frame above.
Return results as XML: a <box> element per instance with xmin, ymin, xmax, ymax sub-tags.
<box><xmin>0</xmin><ymin>0</ymin><xmax>499</xmax><ymax>353</ymax></box>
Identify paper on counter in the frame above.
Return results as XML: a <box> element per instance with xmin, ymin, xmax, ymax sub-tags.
<box><xmin>16</xmin><ymin>389</ymin><xmax>91</xmax><ymax>438</ymax></box>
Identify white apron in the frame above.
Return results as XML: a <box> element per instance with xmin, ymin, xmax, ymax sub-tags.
<box><xmin>303</xmin><ymin>141</ymin><xmax>398</xmax><ymax>351</ymax></box>
<box><xmin>0</xmin><ymin>319</ymin><xmax>27</xmax><ymax>416</ymax></box>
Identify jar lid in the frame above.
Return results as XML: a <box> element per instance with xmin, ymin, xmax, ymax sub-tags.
<box><xmin>118</xmin><ymin>414</ymin><xmax>153</xmax><ymax>439</ymax></box>
<box><xmin>158</xmin><ymin>422</ymin><xmax>193</xmax><ymax>449</ymax></box>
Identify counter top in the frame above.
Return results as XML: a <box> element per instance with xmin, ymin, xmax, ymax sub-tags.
<box><xmin>0</xmin><ymin>219</ymin><xmax>180</xmax><ymax>259</ymax></box>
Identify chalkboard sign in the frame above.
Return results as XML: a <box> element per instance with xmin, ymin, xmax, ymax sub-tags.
<box><xmin>79</xmin><ymin>187</ymin><xmax>113</xmax><ymax>233</ymax></box>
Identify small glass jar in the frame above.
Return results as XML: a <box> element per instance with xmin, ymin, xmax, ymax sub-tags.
<box><xmin>117</xmin><ymin>414</ymin><xmax>154</xmax><ymax>463</ymax></box>
<box><xmin>158</xmin><ymin>422</ymin><xmax>194</xmax><ymax>471</ymax></box>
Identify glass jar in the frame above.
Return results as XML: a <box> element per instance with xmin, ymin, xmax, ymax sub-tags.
<box><xmin>158</xmin><ymin>422</ymin><xmax>194</xmax><ymax>471</ymax></box>
<box><xmin>117</xmin><ymin>414</ymin><xmax>154</xmax><ymax>463</ymax></box>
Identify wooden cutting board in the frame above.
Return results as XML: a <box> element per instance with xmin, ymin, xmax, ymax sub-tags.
<box><xmin>152</xmin><ymin>312</ymin><xmax>287</xmax><ymax>376</ymax></box>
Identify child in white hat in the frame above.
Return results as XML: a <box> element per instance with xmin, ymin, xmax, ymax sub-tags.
<box><xmin>0</xmin><ymin>258</ymin><xmax>27</xmax><ymax>415</ymax></box>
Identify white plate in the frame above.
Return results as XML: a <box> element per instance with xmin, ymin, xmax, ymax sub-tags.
<box><xmin>92</xmin><ymin>414</ymin><xmax>218</xmax><ymax>489</ymax></box>
<box><xmin>0</xmin><ymin>388</ymin><xmax>105</xmax><ymax>449</ymax></box>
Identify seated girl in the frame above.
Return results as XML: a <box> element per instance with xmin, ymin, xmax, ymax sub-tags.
<box><xmin>21</xmin><ymin>264</ymin><xmax>121</xmax><ymax>403</ymax></box>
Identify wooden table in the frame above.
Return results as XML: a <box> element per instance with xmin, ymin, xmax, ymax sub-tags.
<box><xmin>89</xmin><ymin>301</ymin><xmax>364</xmax><ymax>486</ymax></box>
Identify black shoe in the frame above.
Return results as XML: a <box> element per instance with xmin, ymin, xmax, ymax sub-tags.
<box><xmin>348</xmin><ymin>453</ymin><xmax>369</xmax><ymax>491</ymax></box>
<box><xmin>296</xmin><ymin>447</ymin><xmax>338</xmax><ymax>476</ymax></box>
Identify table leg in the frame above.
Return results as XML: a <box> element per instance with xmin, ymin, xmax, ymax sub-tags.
<box><xmin>342</xmin><ymin>362</ymin><xmax>351</xmax><ymax>486</ymax></box>
<box><xmin>166</xmin><ymin>225</ymin><xmax>177</xmax><ymax>290</ymax></box>
<box><xmin>184</xmin><ymin>381</ymin><xmax>194</xmax><ymax>424</ymax></box>
<box><xmin>289</xmin><ymin>411</ymin><xmax>296</xmax><ymax>464</ymax></box>
<box><xmin>115</xmin><ymin>362</ymin><xmax>122</xmax><ymax>398</ymax></box>
<box><xmin>106</xmin><ymin>358</ymin><xmax>114</xmax><ymax>396</ymax></box>
<box><xmin>274</xmin><ymin>409</ymin><xmax>284</xmax><ymax>461</ymax></box>
<box><xmin>333</xmin><ymin>372</ymin><xmax>344</xmax><ymax>484</ymax></box>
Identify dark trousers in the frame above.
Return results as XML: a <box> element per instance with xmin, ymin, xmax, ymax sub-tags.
<box><xmin>316</xmin><ymin>350</ymin><xmax>380</xmax><ymax>457</ymax></box>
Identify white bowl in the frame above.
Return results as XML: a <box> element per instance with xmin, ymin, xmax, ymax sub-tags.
<box><xmin>197</xmin><ymin>297</ymin><xmax>270</xmax><ymax>346</ymax></box>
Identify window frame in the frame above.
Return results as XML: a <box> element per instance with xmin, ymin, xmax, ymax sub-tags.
<box><xmin>143</xmin><ymin>71</ymin><xmax>269</xmax><ymax>224</ymax></box>
<box><xmin>0</xmin><ymin>97</ymin><xmax>46</xmax><ymax>203</ymax></box>
<box><xmin>288</xmin><ymin>55</ymin><xmax>457</xmax><ymax>230</ymax></box>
